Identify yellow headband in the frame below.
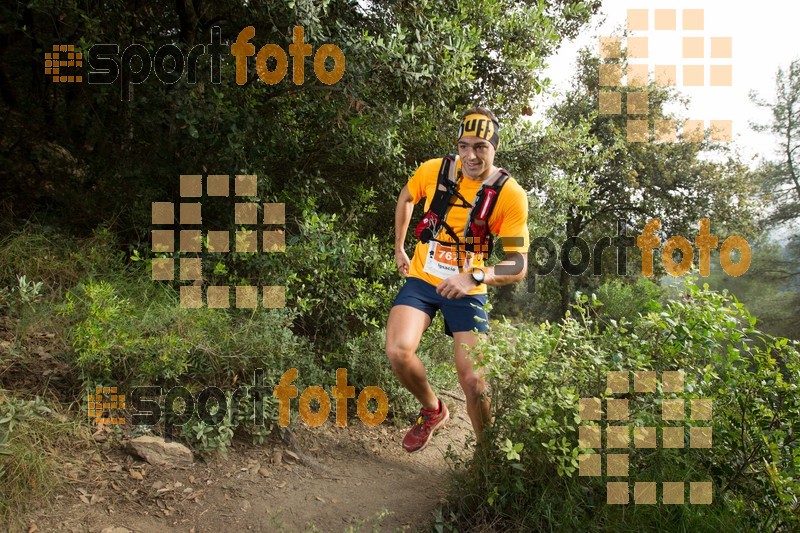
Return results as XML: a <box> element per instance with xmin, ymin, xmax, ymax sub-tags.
<box><xmin>457</xmin><ymin>113</ymin><xmax>499</xmax><ymax>148</ymax></box>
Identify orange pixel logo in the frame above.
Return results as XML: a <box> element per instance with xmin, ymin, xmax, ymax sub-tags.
<box><xmin>151</xmin><ymin>174</ymin><xmax>286</xmax><ymax>309</ymax></box>
<box><xmin>87</xmin><ymin>386</ymin><xmax>126</xmax><ymax>425</ymax></box>
<box><xmin>578</xmin><ymin>370</ymin><xmax>713</xmax><ymax>505</ymax></box>
<box><xmin>599</xmin><ymin>8</ymin><xmax>734</xmax><ymax>143</ymax></box>
<box><xmin>45</xmin><ymin>44</ymin><xmax>83</xmax><ymax>83</ymax></box>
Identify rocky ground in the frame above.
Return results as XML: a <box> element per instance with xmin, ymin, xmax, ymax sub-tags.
<box><xmin>20</xmin><ymin>399</ymin><xmax>473</xmax><ymax>533</ymax></box>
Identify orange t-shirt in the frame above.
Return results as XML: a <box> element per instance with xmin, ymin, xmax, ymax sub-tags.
<box><xmin>406</xmin><ymin>157</ymin><xmax>530</xmax><ymax>295</ymax></box>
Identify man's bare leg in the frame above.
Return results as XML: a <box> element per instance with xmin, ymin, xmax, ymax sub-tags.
<box><xmin>452</xmin><ymin>331</ymin><xmax>490</xmax><ymax>442</ymax></box>
<box><xmin>385</xmin><ymin>305</ymin><xmax>438</xmax><ymax>411</ymax></box>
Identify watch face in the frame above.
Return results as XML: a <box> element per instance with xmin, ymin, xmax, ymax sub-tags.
<box><xmin>472</xmin><ymin>270</ymin><xmax>485</xmax><ymax>284</ymax></box>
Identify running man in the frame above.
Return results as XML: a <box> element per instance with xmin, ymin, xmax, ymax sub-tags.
<box><xmin>386</xmin><ymin>107</ymin><xmax>529</xmax><ymax>452</ymax></box>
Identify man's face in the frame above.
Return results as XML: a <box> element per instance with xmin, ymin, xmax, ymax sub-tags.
<box><xmin>457</xmin><ymin>136</ymin><xmax>496</xmax><ymax>180</ymax></box>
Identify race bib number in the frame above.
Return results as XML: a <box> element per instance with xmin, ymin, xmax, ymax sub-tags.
<box><xmin>424</xmin><ymin>242</ymin><xmax>465</xmax><ymax>278</ymax></box>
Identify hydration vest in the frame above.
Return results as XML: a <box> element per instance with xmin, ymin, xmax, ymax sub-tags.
<box><xmin>413</xmin><ymin>155</ymin><xmax>509</xmax><ymax>269</ymax></box>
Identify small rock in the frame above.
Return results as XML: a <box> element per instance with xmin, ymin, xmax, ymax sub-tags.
<box><xmin>127</xmin><ymin>436</ymin><xmax>193</xmax><ymax>468</ymax></box>
<box><xmin>272</xmin><ymin>450</ymin><xmax>282</xmax><ymax>465</ymax></box>
<box><xmin>129</xmin><ymin>470</ymin><xmax>143</xmax><ymax>481</ymax></box>
<box><xmin>258</xmin><ymin>468</ymin><xmax>270</xmax><ymax>478</ymax></box>
<box><xmin>101</xmin><ymin>528</ymin><xmax>131</xmax><ymax>533</ymax></box>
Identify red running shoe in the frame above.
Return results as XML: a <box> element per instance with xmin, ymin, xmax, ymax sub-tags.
<box><xmin>402</xmin><ymin>399</ymin><xmax>449</xmax><ymax>453</ymax></box>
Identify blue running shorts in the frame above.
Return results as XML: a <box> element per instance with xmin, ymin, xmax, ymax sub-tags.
<box><xmin>392</xmin><ymin>277</ymin><xmax>489</xmax><ymax>337</ymax></box>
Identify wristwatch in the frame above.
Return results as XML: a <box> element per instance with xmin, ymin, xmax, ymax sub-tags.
<box><xmin>470</xmin><ymin>268</ymin><xmax>485</xmax><ymax>285</ymax></box>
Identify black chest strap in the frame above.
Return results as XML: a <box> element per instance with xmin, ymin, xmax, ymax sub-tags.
<box><xmin>413</xmin><ymin>156</ymin><xmax>509</xmax><ymax>268</ymax></box>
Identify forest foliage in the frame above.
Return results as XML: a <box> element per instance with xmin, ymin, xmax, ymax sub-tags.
<box><xmin>1</xmin><ymin>0</ymin><xmax>799</xmax><ymax>529</ymax></box>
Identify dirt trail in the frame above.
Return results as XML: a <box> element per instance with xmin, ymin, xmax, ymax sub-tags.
<box><xmin>22</xmin><ymin>398</ymin><xmax>473</xmax><ymax>533</ymax></box>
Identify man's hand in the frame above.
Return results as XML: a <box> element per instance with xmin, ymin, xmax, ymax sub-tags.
<box><xmin>395</xmin><ymin>249</ymin><xmax>410</xmax><ymax>277</ymax></box>
<box><xmin>435</xmin><ymin>272</ymin><xmax>475</xmax><ymax>299</ymax></box>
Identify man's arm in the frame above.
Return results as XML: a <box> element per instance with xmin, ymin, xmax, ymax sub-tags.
<box><xmin>394</xmin><ymin>185</ymin><xmax>415</xmax><ymax>276</ymax></box>
<box><xmin>483</xmin><ymin>184</ymin><xmax>529</xmax><ymax>287</ymax></box>
<box><xmin>484</xmin><ymin>251</ymin><xmax>527</xmax><ymax>286</ymax></box>
<box><xmin>435</xmin><ymin>251</ymin><xmax>527</xmax><ymax>299</ymax></box>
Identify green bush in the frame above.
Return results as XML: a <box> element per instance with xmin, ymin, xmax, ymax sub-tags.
<box><xmin>59</xmin><ymin>274</ymin><xmax>320</xmax><ymax>381</ymax></box>
<box><xmin>281</xmin><ymin>200</ymin><xmax>402</xmax><ymax>350</ymax></box>
<box><xmin>54</xmin><ymin>250</ymin><xmax>325</xmax><ymax>451</ymax></box>
<box><xmin>592</xmin><ymin>277</ymin><xmax>664</xmax><ymax>324</ymax></box>
<box><xmin>0</xmin><ymin>225</ymin><xmax>126</xmax><ymax>294</ymax></box>
<box><xmin>122</xmin><ymin>377</ymin><xmax>283</xmax><ymax>457</ymax></box>
<box><xmin>129</xmin><ymin>189</ymin><xmax>403</xmax><ymax>356</ymax></box>
<box><xmin>1</xmin><ymin>392</ymin><xmax>76</xmax><ymax>524</ymax></box>
<box><xmin>0</xmin><ymin>275</ymin><xmax>44</xmax><ymax>319</ymax></box>
<box><xmin>61</xmin><ymin>276</ymin><xmax>324</xmax><ymax>452</ymax></box>
<box><xmin>447</xmin><ymin>278</ymin><xmax>799</xmax><ymax>531</ymax></box>
<box><xmin>60</xmin><ymin>280</ymin><xmax>190</xmax><ymax>382</ymax></box>
<box><xmin>173</xmin><ymin>303</ymin><xmax>322</xmax><ymax>384</ymax></box>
